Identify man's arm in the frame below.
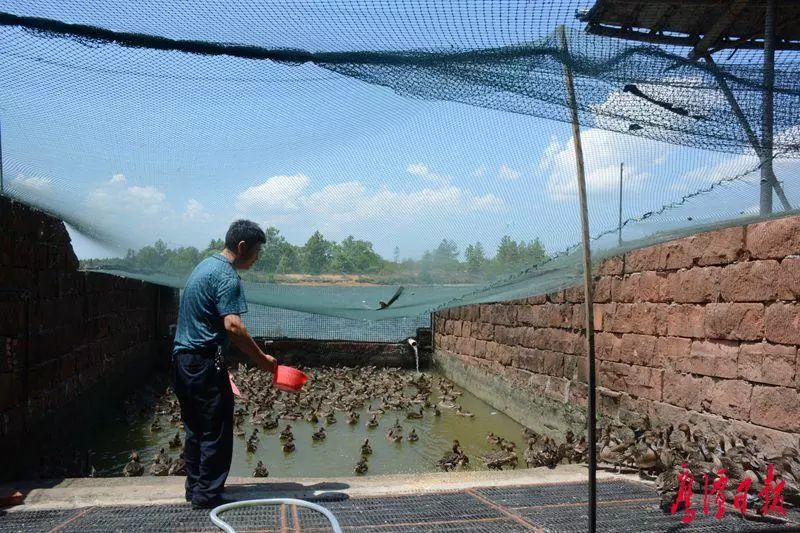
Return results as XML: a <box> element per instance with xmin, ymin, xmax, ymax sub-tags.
<box><xmin>223</xmin><ymin>313</ymin><xmax>277</xmax><ymax>374</ymax></box>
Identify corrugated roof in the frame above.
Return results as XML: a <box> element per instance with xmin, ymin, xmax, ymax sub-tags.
<box><xmin>578</xmin><ymin>0</ymin><xmax>800</xmax><ymax>56</ymax></box>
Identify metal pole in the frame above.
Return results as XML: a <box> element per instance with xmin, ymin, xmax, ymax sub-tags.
<box><xmin>0</xmin><ymin>119</ymin><xmax>4</xmax><ymax>194</ymax></box>
<box><xmin>760</xmin><ymin>0</ymin><xmax>776</xmax><ymax>216</ymax></box>
<box><xmin>703</xmin><ymin>53</ymin><xmax>790</xmax><ymax>211</ymax></box>
<box><xmin>618</xmin><ymin>163</ymin><xmax>623</xmax><ymax>247</ymax></box>
<box><xmin>558</xmin><ymin>25</ymin><xmax>597</xmax><ymax>533</ymax></box>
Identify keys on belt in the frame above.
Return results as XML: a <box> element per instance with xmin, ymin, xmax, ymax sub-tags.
<box><xmin>213</xmin><ymin>345</ymin><xmax>225</xmax><ymax>373</ymax></box>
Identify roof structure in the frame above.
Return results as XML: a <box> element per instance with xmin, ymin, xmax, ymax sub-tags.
<box><xmin>578</xmin><ymin>0</ymin><xmax>800</xmax><ymax>58</ymax></box>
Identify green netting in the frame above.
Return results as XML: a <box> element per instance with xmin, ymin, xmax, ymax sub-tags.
<box><xmin>1</xmin><ymin>1</ymin><xmax>800</xmax><ymax>337</ymax></box>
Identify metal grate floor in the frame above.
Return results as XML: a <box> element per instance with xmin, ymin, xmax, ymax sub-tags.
<box><xmin>1</xmin><ymin>480</ymin><xmax>799</xmax><ymax>532</ymax></box>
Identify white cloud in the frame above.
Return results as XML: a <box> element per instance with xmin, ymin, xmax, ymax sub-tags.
<box><xmin>406</xmin><ymin>163</ymin><xmax>452</xmax><ymax>185</ymax></box>
<box><xmin>183</xmin><ymin>198</ymin><xmax>211</xmax><ymax>221</ymax></box>
<box><xmin>306</xmin><ymin>182</ymin><xmax>463</xmax><ymax>223</ymax></box>
<box><xmin>499</xmin><ymin>164</ymin><xmax>521</xmax><ymax>181</ymax></box>
<box><xmin>474</xmin><ymin>165</ymin><xmax>487</xmax><ymax>177</ymax></box>
<box><xmin>236</xmin><ymin>174</ymin><xmax>310</xmax><ymax>213</ymax></box>
<box><xmin>541</xmin><ymin>129</ymin><xmax>652</xmax><ymax>201</ymax></box>
<box><xmin>110</xmin><ymin>173</ymin><xmax>126</xmax><ymax>184</ymax></box>
<box><xmin>469</xmin><ymin>193</ymin><xmax>507</xmax><ymax>213</ymax></box>
<box><xmin>88</xmin><ymin>174</ymin><xmax>166</xmax><ymax>215</ymax></box>
<box><xmin>11</xmin><ymin>174</ymin><xmax>52</xmax><ymax>192</ymax></box>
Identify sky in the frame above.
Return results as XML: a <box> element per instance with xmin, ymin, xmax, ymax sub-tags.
<box><xmin>2</xmin><ymin>0</ymin><xmax>798</xmax><ymax>261</ymax></box>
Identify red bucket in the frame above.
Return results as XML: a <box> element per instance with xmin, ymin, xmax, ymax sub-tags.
<box><xmin>273</xmin><ymin>365</ymin><xmax>308</xmax><ymax>393</ymax></box>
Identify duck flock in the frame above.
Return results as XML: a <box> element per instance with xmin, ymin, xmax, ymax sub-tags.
<box><xmin>34</xmin><ymin>365</ymin><xmax>800</xmax><ymax>516</ymax></box>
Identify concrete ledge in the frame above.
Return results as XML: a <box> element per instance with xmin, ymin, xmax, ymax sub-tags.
<box><xmin>3</xmin><ymin>466</ymin><xmax>645</xmax><ymax>511</ymax></box>
<box><xmin>433</xmin><ymin>349</ymin><xmax>586</xmax><ymax>436</ymax></box>
<box><xmin>254</xmin><ymin>338</ymin><xmax>431</xmax><ymax>369</ymax></box>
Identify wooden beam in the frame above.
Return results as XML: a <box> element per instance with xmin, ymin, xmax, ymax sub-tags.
<box><xmin>761</xmin><ymin>0</ymin><xmax>776</xmax><ymax>216</ymax></box>
<box><xmin>586</xmin><ymin>23</ymin><xmax>800</xmax><ymax>50</ymax></box>
<box><xmin>689</xmin><ymin>0</ymin><xmax>750</xmax><ymax>59</ymax></box>
<box><xmin>558</xmin><ymin>24</ymin><xmax>598</xmax><ymax>533</ymax></box>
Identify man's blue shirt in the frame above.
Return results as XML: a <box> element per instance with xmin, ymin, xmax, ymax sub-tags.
<box><xmin>173</xmin><ymin>254</ymin><xmax>248</xmax><ymax>354</ymax></box>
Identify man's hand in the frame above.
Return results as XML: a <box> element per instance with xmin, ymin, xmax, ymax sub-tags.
<box><xmin>224</xmin><ymin>314</ymin><xmax>278</xmax><ymax>374</ymax></box>
<box><xmin>258</xmin><ymin>353</ymin><xmax>278</xmax><ymax>374</ymax></box>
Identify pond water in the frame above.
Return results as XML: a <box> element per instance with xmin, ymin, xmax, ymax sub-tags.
<box><xmin>80</xmin><ymin>369</ymin><xmax>527</xmax><ymax>478</ymax></box>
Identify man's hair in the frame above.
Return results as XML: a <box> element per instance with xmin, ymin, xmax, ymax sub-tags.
<box><xmin>225</xmin><ymin>219</ymin><xmax>266</xmax><ymax>251</ymax></box>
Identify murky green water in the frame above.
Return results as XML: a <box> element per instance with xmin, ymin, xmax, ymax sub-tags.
<box><xmin>84</xmin><ymin>370</ymin><xmax>526</xmax><ymax>478</ymax></box>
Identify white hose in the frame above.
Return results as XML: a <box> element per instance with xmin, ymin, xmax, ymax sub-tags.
<box><xmin>209</xmin><ymin>497</ymin><xmax>343</xmax><ymax>533</ymax></box>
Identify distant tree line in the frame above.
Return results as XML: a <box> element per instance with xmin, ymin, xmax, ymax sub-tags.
<box><xmin>80</xmin><ymin>227</ymin><xmax>549</xmax><ymax>284</ymax></box>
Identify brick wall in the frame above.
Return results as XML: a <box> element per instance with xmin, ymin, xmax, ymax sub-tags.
<box><xmin>0</xmin><ymin>196</ymin><xmax>177</xmax><ymax>477</ymax></box>
<box><xmin>434</xmin><ymin>216</ymin><xmax>800</xmax><ymax>454</ymax></box>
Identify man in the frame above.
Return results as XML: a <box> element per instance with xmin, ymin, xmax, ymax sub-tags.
<box><xmin>172</xmin><ymin>219</ymin><xmax>277</xmax><ymax>509</ymax></box>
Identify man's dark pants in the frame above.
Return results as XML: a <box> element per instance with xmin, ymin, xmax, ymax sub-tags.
<box><xmin>172</xmin><ymin>352</ymin><xmax>234</xmax><ymax>506</ymax></box>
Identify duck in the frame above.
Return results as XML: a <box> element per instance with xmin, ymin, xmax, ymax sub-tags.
<box><xmin>433</xmin><ymin>405</ymin><xmax>441</xmax><ymax>416</ymax></box>
<box><xmin>557</xmin><ymin>431</ymin><xmax>575</xmax><ymax>462</ymax></box>
<box><xmin>246</xmin><ymin>429</ymin><xmax>259</xmax><ymax>453</ymax></box>
<box><xmin>406</xmin><ymin>407</ymin><xmax>424</xmax><ymax>420</ymax></box>
<box><xmin>486</xmin><ymin>432</ymin><xmax>502</xmax><ymax>447</ymax></box>
<box><xmin>305</xmin><ymin>410</ymin><xmax>319</xmax><ymax>424</ymax></box>
<box><xmin>361</xmin><ymin>439</ymin><xmax>373</xmax><ymax>455</ymax></box>
<box><xmin>253</xmin><ymin>460</ymin><xmax>269</xmax><ymax>477</ymax></box>
<box><xmin>168</xmin><ymin>432</ymin><xmax>182</xmax><ymax>449</ymax></box>
<box><xmin>571</xmin><ymin>436</ymin><xmax>588</xmax><ymax>464</ymax></box>
<box><xmin>122</xmin><ymin>451</ymin><xmax>144</xmax><ymax>477</ymax></box>
<box><xmin>483</xmin><ymin>449</ymin><xmax>518</xmax><ymax>470</ymax></box>
<box><xmin>326</xmin><ymin>411</ymin><xmax>337</xmax><ymax>425</ymax></box>
<box><xmin>366</xmin><ymin>414</ymin><xmax>379</xmax><ymax>429</ymax></box>
<box><xmin>279</xmin><ymin>425</ymin><xmax>294</xmax><ymax>441</ymax></box>
<box><xmin>438</xmin><ymin>399</ymin><xmax>457</xmax><ymax>410</ymax></box>
<box><xmin>522</xmin><ymin>427</ymin><xmax>538</xmax><ymax>442</ymax></box>
<box><xmin>150</xmin><ymin>458</ymin><xmax>170</xmax><ymax>476</ymax></box>
<box><xmin>263</xmin><ymin>416</ymin><xmax>279</xmax><ymax>430</ymax></box>
<box><xmin>168</xmin><ymin>453</ymin><xmax>186</xmax><ymax>476</ymax></box>
<box><xmin>455</xmin><ymin>406</ymin><xmax>474</xmax><ymax>418</ymax></box>
<box><xmin>392</xmin><ymin>418</ymin><xmax>403</xmax><ymax>432</ymax></box>
<box><xmin>354</xmin><ymin>457</ymin><xmax>368</xmax><ymax>475</ymax></box>
<box><xmin>437</xmin><ymin>440</ymin><xmax>469</xmax><ymax>471</ymax></box>
<box><xmin>347</xmin><ymin>411</ymin><xmax>360</xmax><ymax>425</ymax></box>
<box><xmin>386</xmin><ymin>429</ymin><xmax>403</xmax><ymax>443</ymax></box>
<box><xmin>150</xmin><ymin>419</ymin><xmax>162</xmax><ymax>432</ymax></box>
<box><xmin>282</xmin><ymin>438</ymin><xmax>296</xmax><ymax>453</ymax></box>
<box><xmin>524</xmin><ymin>438</ymin><xmax>538</xmax><ymax>468</ymax></box>
<box><xmin>234</xmin><ymin>426</ymin><xmax>246</xmax><ymax>438</ymax></box>
<box><xmin>312</xmin><ymin>427</ymin><xmax>327</xmax><ymax>441</ymax></box>
<box><xmin>153</xmin><ymin>447</ymin><xmax>168</xmax><ymax>465</ymax></box>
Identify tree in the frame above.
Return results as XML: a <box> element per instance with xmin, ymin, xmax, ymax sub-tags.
<box><xmin>330</xmin><ymin>235</ymin><xmax>383</xmax><ymax>273</ymax></box>
<box><xmin>136</xmin><ymin>244</ymin><xmax>165</xmax><ymax>270</ymax></box>
<box><xmin>433</xmin><ymin>239</ymin><xmax>459</xmax><ymax>263</ymax></box>
<box><xmin>520</xmin><ymin>238</ymin><xmax>547</xmax><ymax>268</ymax></box>
<box><xmin>495</xmin><ymin>235</ymin><xmax>519</xmax><ymax>270</ymax></box>
<box><xmin>202</xmin><ymin>238</ymin><xmax>224</xmax><ymax>259</ymax></box>
<box><xmin>254</xmin><ymin>226</ymin><xmax>293</xmax><ymax>273</ymax></box>
<box><xmin>465</xmin><ymin>242</ymin><xmax>487</xmax><ymax>274</ymax></box>
<box><xmin>164</xmin><ymin>246</ymin><xmax>201</xmax><ymax>274</ymax></box>
<box><xmin>301</xmin><ymin>231</ymin><xmax>333</xmax><ymax>274</ymax></box>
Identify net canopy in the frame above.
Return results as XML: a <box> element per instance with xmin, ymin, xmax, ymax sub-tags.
<box><xmin>2</xmin><ymin>0</ymin><xmax>800</xmax><ymax>338</ymax></box>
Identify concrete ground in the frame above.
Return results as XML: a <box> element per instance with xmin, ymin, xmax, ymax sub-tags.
<box><xmin>1</xmin><ymin>467</ymin><xmax>799</xmax><ymax>531</ymax></box>
<box><xmin>3</xmin><ymin>465</ymin><xmax>620</xmax><ymax>510</ymax></box>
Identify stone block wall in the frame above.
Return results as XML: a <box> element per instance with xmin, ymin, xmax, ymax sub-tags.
<box><xmin>0</xmin><ymin>196</ymin><xmax>177</xmax><ymax>478</ymax></box>
<box><xmin>434</xmin><ymin>216</ymin><xmax>800</xmax><ymax>454</ymax></box>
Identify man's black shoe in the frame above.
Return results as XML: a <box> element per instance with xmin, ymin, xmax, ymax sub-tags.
<box><xmin>191</xmin><ymin>495</ymin><xmax>236</xmax><ymax>510</ymax></box>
